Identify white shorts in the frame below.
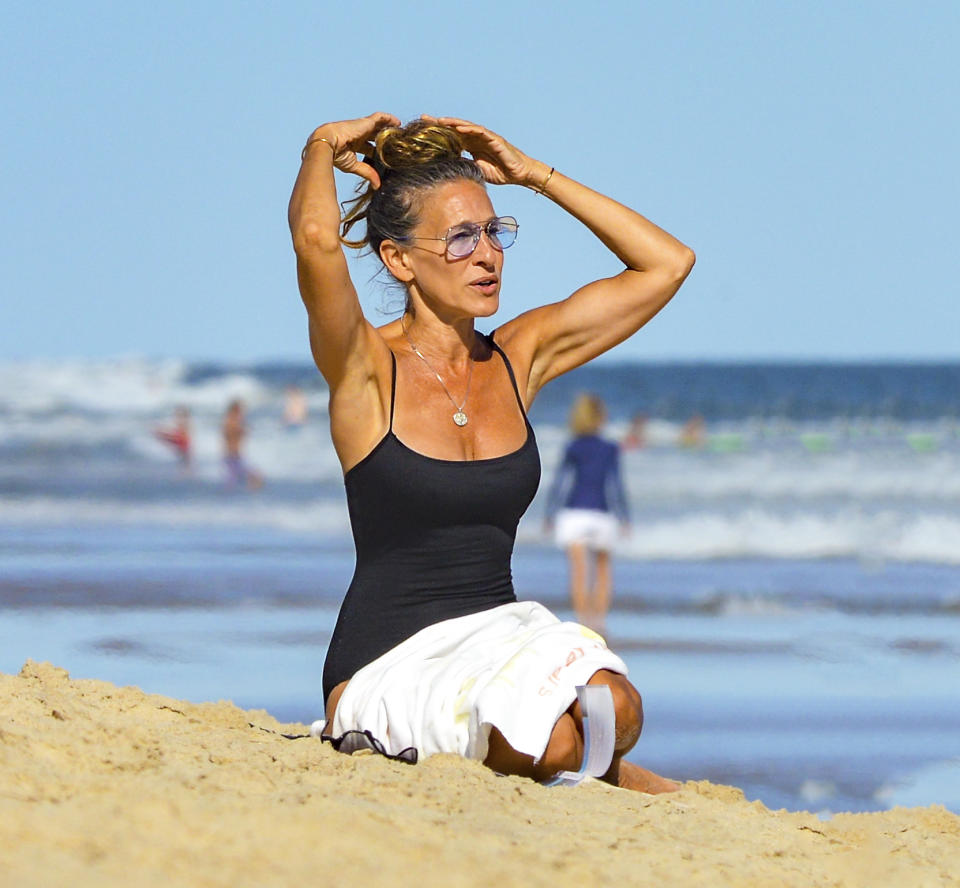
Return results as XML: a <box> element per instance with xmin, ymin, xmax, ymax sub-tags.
<box><xmin>555</xmin><ymin>508</ymin><xmax>619</xmax><ymax>551</ymax></box>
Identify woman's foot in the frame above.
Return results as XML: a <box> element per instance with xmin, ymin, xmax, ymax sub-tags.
<box><xmin>615</xmin><ymin>760</ymin><xmax>680</xmax><ymax>793</ymax></box>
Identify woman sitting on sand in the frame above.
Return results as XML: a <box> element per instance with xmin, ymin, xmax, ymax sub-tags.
<box><xmin>288</xmin><ymin>112</ymin><xmax>694</xmax><ymax>791</ymax></box>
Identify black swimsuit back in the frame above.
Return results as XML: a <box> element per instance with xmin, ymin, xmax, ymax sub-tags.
<box><xmin>322</xmin><ymin>334</ymin><xmax>541</xmax><ymax>702</ymax></box>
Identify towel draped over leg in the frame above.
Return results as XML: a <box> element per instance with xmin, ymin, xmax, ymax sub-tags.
<box><xmin>330</xmin><ymin>601</ymin><xmax>629</xmax><ymax>764</ymax></box>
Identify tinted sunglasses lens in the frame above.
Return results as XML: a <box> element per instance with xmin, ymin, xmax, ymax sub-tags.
<box><xmin>446</xmin><ymin>226</ymin><xmax>480</xmax><ymax>258</ymax></box>
<box><xmin>488</xmin><ymin>217</ymin><xmax>518</xmax><ymax>250</ymax></box>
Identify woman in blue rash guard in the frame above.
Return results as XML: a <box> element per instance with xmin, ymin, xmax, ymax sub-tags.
<box><xmin>546</xmin><ymin>394</ymin><xmax>629</xmax><ymax>635</ymax></box>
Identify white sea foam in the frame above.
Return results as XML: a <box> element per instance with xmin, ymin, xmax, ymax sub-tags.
<box><xmin>0</xmin><ymin>494</ymin><xmax>350</xmax><ymax>534</ymax></box>
<box><xmin>540</xmin><ymin>430</ymin><xmax>960</xmax><ymax>505</ymax></box>
<box><xmin>518</xmin><ymin>508</ymin><xmax>960</xmax><ymax>565</ymax></box>
<box><xmin>4</xmin><ymin>491</ymin><xmax>955</xmax><ymax>565</ymax></box>
<box><xmin>0</xmin><ymin>357</ymin><xmax>277</xmax><ymax>415</ymax></box>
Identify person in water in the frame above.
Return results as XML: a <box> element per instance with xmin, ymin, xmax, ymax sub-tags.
<box><xmin>222</xmin><ymin>399</ymin><xmax>263</xmax><ymax>490</ymax></box>
<box><xmin>289</xmin><ymin>113</ymin><xmax>694</xmax><ymax>791</ymax></box>
<box><xmin>546</xmin><ymin>394</ymin><xmax>629</xmax><ymax>636</ymax></box>
<box><xmin>154</xmin><ymin>405</ymin><xmax>192</xmax><ymax>472</ymax></box>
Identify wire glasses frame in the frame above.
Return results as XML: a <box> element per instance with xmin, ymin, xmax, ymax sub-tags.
<box><xmin>404</xmin><ymin>216</ymin><xmax>519</xmax><ymax>259</ymax></box>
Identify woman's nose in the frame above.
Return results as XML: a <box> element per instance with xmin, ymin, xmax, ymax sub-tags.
<box><xmin>474</xmin><ymin>229</ymin><xmax>499</xmax><ymax>263</ymax></box>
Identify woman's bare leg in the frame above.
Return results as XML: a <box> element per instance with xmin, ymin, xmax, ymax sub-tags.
<box><xmin>566</xmin><ymin>543</ymin><xmax>589</xmax><ymax>624</ymax></box>
<box><xmin>484</xmin><ymin>712</ymin><xmax>583</xmax><ymax>782</ymax></box>
<box><xmin>324</xmin><ymin>680</ymin><xmax>349</xmax><ymax>727</ymax></box>
<box><xmin>591</xmin><ymin>549</ymin><xmax>613</xmax><ymax>635</ymax></box>
<box><xmin>484</xmin><ymin>670</ymin><xmax>678</xmax><ymax>793</ymax></box>
<box><xmin>573</xmin><ymin>670</ymin><xmax>679</xmax><ymax>793</ymax></box>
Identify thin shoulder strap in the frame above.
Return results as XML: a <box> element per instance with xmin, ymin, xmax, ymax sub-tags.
<box><xmin>487</xmin><ymin>331</ymin><xmax>527</xmax><ymax>416</ymax></box>
<box><xmin>388</xmin><ymin>350</ymin><xmax>397</xmax><ymax>429</ymax></box>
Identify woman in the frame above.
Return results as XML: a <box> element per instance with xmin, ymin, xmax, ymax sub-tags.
<box><xmin>546</xmin><ymin>394</ymin><xmax>629</xmax><ymax>635</ymax></box>
<box><xmin>288</xmin><ymin>112</ymin><xmax>694</xmax><ymax>791</ymax></box>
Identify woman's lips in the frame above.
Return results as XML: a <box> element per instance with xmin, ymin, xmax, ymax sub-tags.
<box><xmin>470</xmin><ymin>277</ymin><xmax>499</xmax><ymax>294</ymax></box>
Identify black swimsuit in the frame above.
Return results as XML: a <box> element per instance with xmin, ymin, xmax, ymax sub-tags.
<box><xmin>322</xmin><ymin>335</ymin><xmax>542</xmax><ymax>702</ymax></box>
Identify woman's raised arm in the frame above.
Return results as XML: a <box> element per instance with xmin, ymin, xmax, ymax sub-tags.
<box><xmin>287</xmin><ymin>112</ymin><xmax>399</xmax><ymax>387</ymax></box>
<box><xmin>432</xmin><ymin>117</ymin><xmax>695</xmax><ymax>405</ymax></box>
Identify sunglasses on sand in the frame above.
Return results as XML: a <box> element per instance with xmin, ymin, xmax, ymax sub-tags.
<box><xmin>404</xmin><ymin>216</ymin><xmax>519</xmax><ymax>259</ymax></box>
<box><xmin>322</xmin><ymin>728</ymin><xmax>418</xmax><ymax>764</ymax></box>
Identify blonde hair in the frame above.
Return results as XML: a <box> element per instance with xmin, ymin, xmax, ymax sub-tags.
<box><xmin>340</xmin><ymin>120</ymin><xmax>486</xmax><ymax>258</ymax></box>
<box><xmin>568</xmin><ymin>393</ymin><xmax>607</xmax><ymax>437</ymax></box>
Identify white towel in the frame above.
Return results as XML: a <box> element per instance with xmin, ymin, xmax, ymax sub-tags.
<box><xmin>330</xmin><ymin>601</ymin><xmax>628</xmax><ymax>764</ymax></box>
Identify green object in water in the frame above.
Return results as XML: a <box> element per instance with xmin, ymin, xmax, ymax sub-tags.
<box><xmin>708</xmin><ymin>434</ymin><xmax>745</xmax><ymax>453</ymax></box>
<box><xmin>801</xmin><ymin>434</ymin><xmax>831</xmax><ymax>453</ymax></box>
<box><xmin>907</xmin><ymin>434</ymin><xmax>937</xmax><ymax>453</ymax></box>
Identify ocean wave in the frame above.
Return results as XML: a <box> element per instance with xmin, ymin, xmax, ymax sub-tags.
<box><xmin>0</xmin><ymin>495</ymin><xmax>351</xmax><ymax>534</ymax></box>
<box><xmin>7</xmin><ymin>412</ymin><xmax>957</xmax><ymax>500</ymax></box>
<box><xmin>518</xmin><ymin>508</ymin><xmax>960</xmax><ymax>565</ymax></box>
<box><xmin>3</xmin><ymin>492</ymin><xmax>960</xmax><ymax>567</ymax></box>
<box><xmin>0</xmin><ymin>357</ymin><xmax>277</xmax><ymax>415</ymax></box>
<box><xmin>2</xmin><ymin>357</ymin><xmax>959</xmax><ymax>422</ymax></box>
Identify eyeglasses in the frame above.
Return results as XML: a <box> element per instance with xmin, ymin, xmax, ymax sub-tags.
<box><xmin>405</xmin><ymin>216</ymin><xmax>518</xmax><ymax>259</ymax></box>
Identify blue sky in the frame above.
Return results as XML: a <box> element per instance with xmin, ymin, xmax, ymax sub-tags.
<box><xmin>2</xmin><ymin>1</ymin><xmax>957</xmax><ymax>362</ymax></box>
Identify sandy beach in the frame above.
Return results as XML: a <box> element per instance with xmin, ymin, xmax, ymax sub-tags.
<box><xmin>0</xmin><ymin>661</ymin><xmax>956</xmax><ymax>887</ymax></box>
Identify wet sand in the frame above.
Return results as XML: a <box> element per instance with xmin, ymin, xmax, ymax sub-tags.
<box><xmin>2</xmin><ymin>661</ymin><xmax>957</xmax><ymax>887</ymax></box>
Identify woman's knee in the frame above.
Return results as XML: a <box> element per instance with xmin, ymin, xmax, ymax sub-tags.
<box><xmin>587</xmin><ymin>671</ymin><xmax>644</xmax><ymax>750</ymax></box>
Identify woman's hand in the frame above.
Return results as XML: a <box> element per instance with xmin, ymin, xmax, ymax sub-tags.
<box><xmin>424</xmin><ymin>116</ymin><xmax>550</xmax><ymax>190</ymax></box>
<box><xmin>303</xmin><ymin>111</ymin><xmax>401</xmax><ymax>189</ymax></box>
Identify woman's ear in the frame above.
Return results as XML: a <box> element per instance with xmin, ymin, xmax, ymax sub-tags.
<box><xmin>380</xmin><ymin>240</ymin><xmax>415</xmax><ymax>283</ymax></box>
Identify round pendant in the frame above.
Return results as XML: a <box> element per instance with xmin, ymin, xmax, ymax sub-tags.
<box><xmin>453</xmin><ymin>411</ymin><xmax>468</xmax><ymax>427</ymax></box>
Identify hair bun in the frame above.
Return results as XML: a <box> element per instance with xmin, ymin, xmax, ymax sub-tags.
<box><xmin>339</xmin><ymin>119</ymin><xmax>484</xmax><ymax>256</ymax></box>
<box><xmin>375</xmin><ymin>121</ymin><xmax>464</xmax><ymax>171</ymax></box>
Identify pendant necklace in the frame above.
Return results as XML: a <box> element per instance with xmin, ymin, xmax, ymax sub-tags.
<box><xmin>401</xmin><ymin>318</ymin><xmax>474</xmax><ymax>427</ymax></box>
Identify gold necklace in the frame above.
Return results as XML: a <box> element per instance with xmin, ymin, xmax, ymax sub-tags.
<box><xmin>401</xmin><ymin>318</ymin><xmax>474</xmax><ymax>427</ymax></box>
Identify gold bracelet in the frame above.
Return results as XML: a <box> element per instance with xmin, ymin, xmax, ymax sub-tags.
<box><xmin>536</xmin><ymin>166</ymin><xmax>555</xmax><ymax>195</ymax></box>
<box><xmin>301</xmin><ymin>136</ymin><xmax>337</xmax><ymax>162</ymax></box>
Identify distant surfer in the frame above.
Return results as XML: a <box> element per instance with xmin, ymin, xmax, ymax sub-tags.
<box><xmin>290</xmin><ymin>113</ymin><xmax>694</xmax><ymax>790</ymax></box>
<box><xmin>154</xmin><ymin>406</ymin><xmax>192</xmax><ymax>472</ymax></box>
<box><xmin>222</xmin><ymin>399</ymin><xmax>263</xmax><ymax>489</ymax></box>
<box><xmin>545</xmin><ymin>394</ymin><xmax>630</xmax><ymax>636</ymax></box>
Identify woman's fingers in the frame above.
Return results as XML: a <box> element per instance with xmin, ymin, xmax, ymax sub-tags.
<box><xmin>361</xmin><ymin>111</ymin><xmax>401</xmax><ymax>135</ymax></box>
<box><xmin>326</xmin><ymin>111</ymin><xmax>399</xmax><ymax>152</ymax></box>
<box><xmin>433</xmin><ymin>115</ymin><xmax>480</xmax><ymax>129</ymax></box>
<box><xmin>428</xmin><ymin>115</ymin><xmax>497</xmax><ymax>142</ymax></box>
<box><xmin>306</xmin><ymin>111</ymin><xmax>397</xmax><ymax>185</ymax></box>
<box><xmin>369</xmin><ymin>110</ymin><xmax>400</xmax><ymax>125</ymax></box>
<box><xmin>341</xmin><ymin>140</ymin><xmax>376</xmax><ymax>159</ymax></box>
<box><xmin>337</xmin><ymin>154</ymin><xmax>382</xmax><ymax>189</ymax></box>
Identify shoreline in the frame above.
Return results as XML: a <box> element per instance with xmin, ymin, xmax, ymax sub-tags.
<box><xmin>2</xmin><ymin>661</ymin><xmax>958</xmax><ymax>887</ymax></box>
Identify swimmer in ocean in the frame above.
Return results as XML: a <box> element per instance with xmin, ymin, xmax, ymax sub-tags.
<box><xmin>222</xmin><ymin>399</ymin><xmax>263</xmax><ymax>489</ymax></box>
<box><xmin>154</xmin><ymin>406</ymin><xmax>192</xmax><ymax>472</ymax></box>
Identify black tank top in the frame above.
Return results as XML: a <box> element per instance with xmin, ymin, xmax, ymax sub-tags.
<box><xmin>322</xmin><ymin>335</ymin><xmax>541</xmax><ymax>702</ymax></box>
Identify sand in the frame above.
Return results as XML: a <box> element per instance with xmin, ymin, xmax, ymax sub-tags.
<box><xmin>1</xmin><ymin>661</ymin><xmax>957</xmax><ymax>887</ymax></box>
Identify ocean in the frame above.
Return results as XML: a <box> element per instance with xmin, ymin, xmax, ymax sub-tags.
<box><xmin>1</xmin><ymin>355</ymin><xmax>958</xmax><ymax>815</ymax></box>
